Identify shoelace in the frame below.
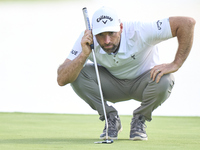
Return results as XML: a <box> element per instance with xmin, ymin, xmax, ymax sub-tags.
<box><xmin>108</xmin><ymin>117</ymin><xmax>117</xmax><ymax>130</ymax></box>
<box><xmin>131</xmin><ymin>118</ymin><xmax>146</xmax><ymax>131</ymax></box>
<box><xmin>103</xmin><ymin>117</ymin><xmax>117</xmax><ymax>131</ymax></box>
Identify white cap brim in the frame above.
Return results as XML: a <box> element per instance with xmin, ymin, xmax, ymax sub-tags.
<box><xmin>93</xmin><ymin>25</ymin><xmax>120</xmax><ymax>35</ymax></box>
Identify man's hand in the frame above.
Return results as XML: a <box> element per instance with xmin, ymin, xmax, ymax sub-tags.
<box><xmin>150</xmin><ymin>62</ymin><xmax>179</xmax><ymax>83</ymax></box>
<box><xmin>81</xmin><ymin>29</ymin><xmax>93</xmax><ymax>57</ymax></box>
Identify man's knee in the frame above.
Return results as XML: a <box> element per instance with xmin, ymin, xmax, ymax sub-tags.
<box><xmin>155</xmin><ymin>73</ymin><xmax>175</xmax><ymax>103</ymax></box>
<box><xmin>157</xmin><ymin>74</ymin><xmax>174</xmax><ymax>93</ymax></box>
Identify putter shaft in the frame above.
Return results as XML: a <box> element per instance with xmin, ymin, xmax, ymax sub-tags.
<box><xmin>82</xmin><ymin>7</ymin><xmax>109</xmax><ymax>140</ymax></box>
<box><xmin>92</xmin><ymin>49</ymin><xmax>109</xmax><ymax>140</ymax></box>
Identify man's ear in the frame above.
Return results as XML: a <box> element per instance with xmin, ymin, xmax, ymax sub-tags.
<box><xmin>120</xmin><ymin>23</ymin><xmax>123</xmax><ymax>33</ymax></box>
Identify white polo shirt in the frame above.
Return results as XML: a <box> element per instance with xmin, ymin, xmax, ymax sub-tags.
<box><xmin>68</xmin><ymin>18</ymin><xmax>172</xmax><ymax>80</ymax></box>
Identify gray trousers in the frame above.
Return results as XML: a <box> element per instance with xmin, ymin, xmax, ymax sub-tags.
<box><xmin>71</xmin><ymin>63</ymin><xmax>175</xmax><ymax>121</ymax></box>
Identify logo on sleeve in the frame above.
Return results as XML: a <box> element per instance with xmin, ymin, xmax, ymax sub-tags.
<box><xmin>156</xmin><ymin>20</ymin><xmax>162</xmax><ymax>30</ymax></box>
<box><xmin>71</xmin><ymin>49</ymin><xmax>78</xmax><ymax>55</ymax></box>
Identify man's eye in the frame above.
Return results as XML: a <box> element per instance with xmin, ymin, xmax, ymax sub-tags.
<box><xmin>109</xmin><ymin>32</ymin><xmax>114</xmax><ymax>35</ymax></box>
<box><xmin>98</xmin><ymin>33</ymin><xmax>103</xmax><ymax>36</ymax></box>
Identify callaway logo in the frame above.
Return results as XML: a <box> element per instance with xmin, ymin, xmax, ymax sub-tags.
<box><xmin>131</xmin><ymin>54</ymin><xmax>136</xmax><ymax>60</ymax></box>
<box><xmin>156</xmin><ymin>20</ymin><xmax>162</xmax><ymax>30</ymax></box>
<box><xmin>97</xmin><ymin>15</ymin><xmax>113</xmax><ymax>24</ymax></box>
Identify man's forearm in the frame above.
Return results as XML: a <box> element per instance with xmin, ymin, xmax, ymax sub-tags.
<box><xmin>170</xmin><ymin>17</ymin><xmax>196</xmax><ymax>68</ymax></box>
<box><xmin>57</xmin><ymin>52</ymin><xmax>88</xmax><ymax>86</ymax></box>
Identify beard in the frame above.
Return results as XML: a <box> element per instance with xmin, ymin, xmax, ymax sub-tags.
<box><xmin>100</xmin><ymin>43</ymin><xmax>120</xmax><ymax>55</ymax></box>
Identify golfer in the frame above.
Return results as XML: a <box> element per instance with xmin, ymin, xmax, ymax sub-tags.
<box><xmin>57</xmin><ymin>6</ymin><xmax>195</xmax><ymax>141</ymax></box>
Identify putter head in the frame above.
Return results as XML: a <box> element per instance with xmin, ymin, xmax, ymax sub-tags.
<box><xmin>94</xmin><ymin>139</ymin><xmax>113</xmax><ymax>144</ymax></box>
<box><xmin>104</xmin><ymin>139</ymin><xmax>113</xmax><ymax>144</ymax></box>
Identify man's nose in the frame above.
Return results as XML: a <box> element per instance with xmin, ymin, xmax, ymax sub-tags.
<box><xmin>104</xmin><ymin>35</ymin><xmax>110</xmax><ymax>44</ymax></box>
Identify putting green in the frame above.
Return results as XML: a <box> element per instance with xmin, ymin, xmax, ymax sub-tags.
<box><xmin>0</xmin><ymin>113</ymin><xmax>200</xmax><ymax>150</ymax></box>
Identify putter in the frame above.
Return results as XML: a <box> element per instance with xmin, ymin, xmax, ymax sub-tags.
<box><xmin>82</xmin><ymin>7</ymin><xmax>113</xmax><ymax>144</ymax></box>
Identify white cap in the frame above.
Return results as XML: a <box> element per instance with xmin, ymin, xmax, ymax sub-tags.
<box><xmin>92</xmin><ymin>6</ymin><xmax>120</xmax><ymax>35</ymax></box>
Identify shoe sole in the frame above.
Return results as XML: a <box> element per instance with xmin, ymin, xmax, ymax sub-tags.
<box><xmin>100</xmin><ymin>127</ymin><xmax>123</xmax><ymax>140</ymax></box>
<box><xmin>130</xmin><ymin>136</ymin><xmax>148</xmax><ymax>141</ymax></box>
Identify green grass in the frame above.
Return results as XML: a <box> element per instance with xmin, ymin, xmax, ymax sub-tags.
<box><xmin>0</xmin><ymin>113</ymin><xmax>200</xmax><ymax>150</ymax></box>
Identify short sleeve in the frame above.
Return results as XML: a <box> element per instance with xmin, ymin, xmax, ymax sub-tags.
<box><xmin>67</xmin><ymin>32</ymin><xmax>84</xmax><ymax>60</ymax></box>
<box><xmin>138</xmin><ymin>18</ymin><xmax>173</xmax><ymax>45</ymax></box>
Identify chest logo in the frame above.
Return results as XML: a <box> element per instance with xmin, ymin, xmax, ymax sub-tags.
<box><xmin>131</xmin><ymin>54</ymin><xmax>136</xmax><ymax>60</ymax></box>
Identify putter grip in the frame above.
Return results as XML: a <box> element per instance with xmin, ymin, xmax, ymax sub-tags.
<box><xmin>82</xmin><ymin>7</ymin><xmax>94</xmax><ymax>49</ymax></box>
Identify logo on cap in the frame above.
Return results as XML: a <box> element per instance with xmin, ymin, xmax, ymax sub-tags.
<box><xmin>97</xmin><ymin>15</ymin><xmax>113</xmax><ymax>24</ymax></box>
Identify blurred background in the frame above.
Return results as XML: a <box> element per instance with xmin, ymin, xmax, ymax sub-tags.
<box><xmin>0</xmin><ymin>0</ymin><xmax>199</xmax><ymax>117</ymax></box>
